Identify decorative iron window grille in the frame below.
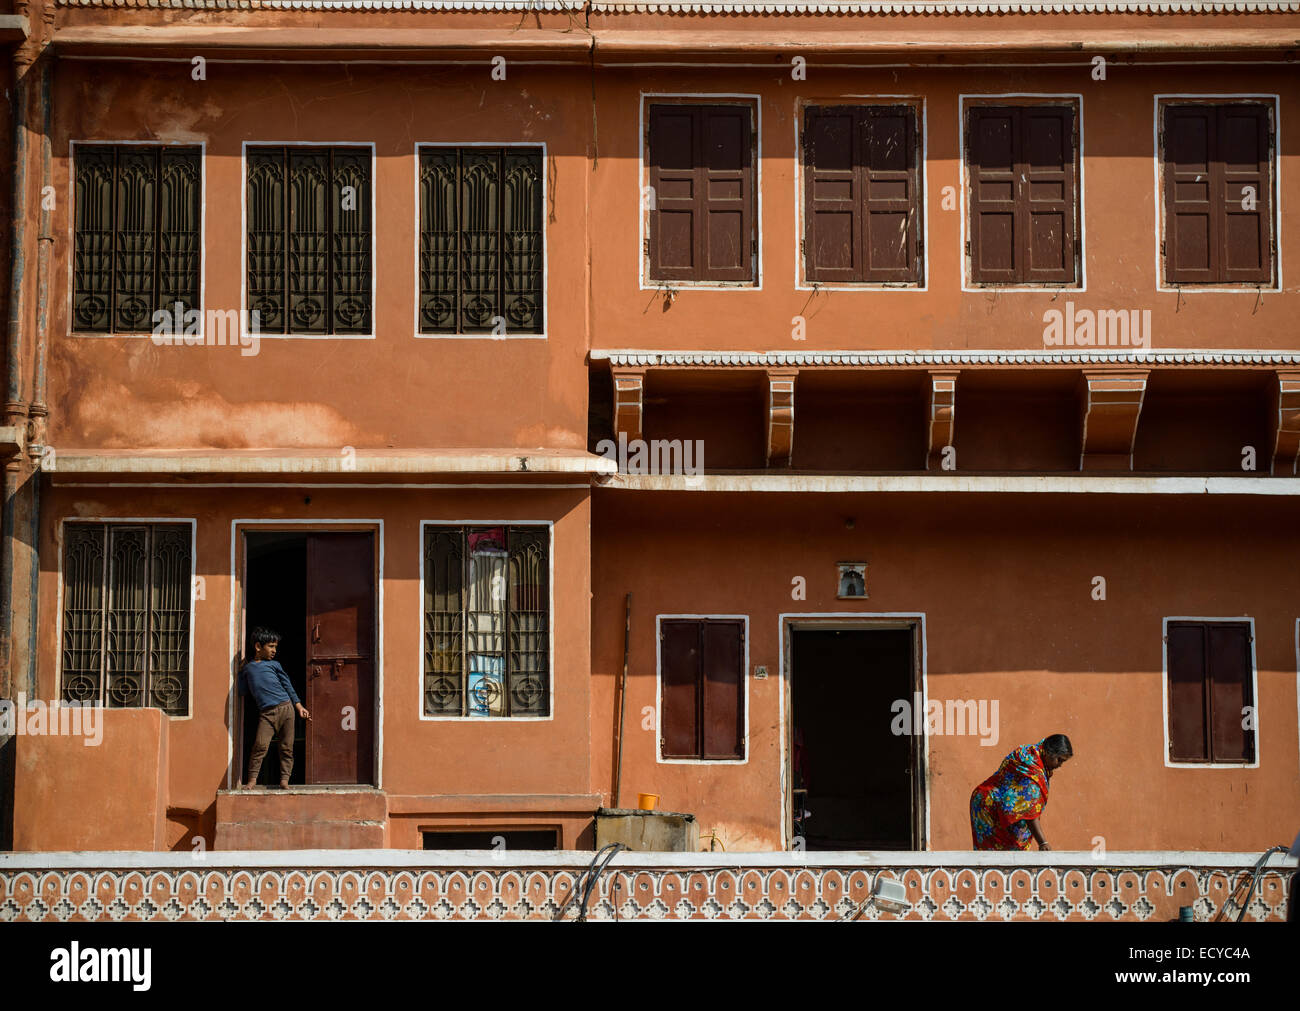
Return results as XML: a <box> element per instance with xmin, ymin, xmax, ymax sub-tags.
<box><xmin>423</xmin><ymin>525</ymin><xmax>549</xmax><ymax>717</ymax></box>
<box><xmin>418</xmin><ymin>147</ymin><xmax>544</xmax><ymax>334</ymax></box>
<box><xmin>61</xmin><ymin>524</ymin><xmax>192</xmax><ymax>716</ymax></box>
<box><xmin>246</xmin><ymin>146</ymin><xmax>372</xmax><ymax>335</ymax></box>
<box><xmin>72</xmin><ymin>145</ymin><xmax>201</xmax><ymax>333</ymax></box>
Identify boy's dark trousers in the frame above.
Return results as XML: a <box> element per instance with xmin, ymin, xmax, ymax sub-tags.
<box><xmin>247</xmin><ymin>701</ymin><xmax>295</xmax><ymax>785</ymax></box>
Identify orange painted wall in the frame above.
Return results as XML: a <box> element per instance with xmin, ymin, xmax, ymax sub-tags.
<box><xmin>13</xmin><ymin>707</ymin><xmax>169</xmax><ymax>851</ymax></box>
<box><xmin>46</xmin><ymin>60</ymin><xmax>591</xmax><ymax>453</ymax></box>
<box><xmin>590</xmin><ymin>64</ymin><xmax>1300</xmax><ymax>354</ymax></box>
<box><xmin>591</xmin><ymin>490</ymin><xmax>1300</xmax><ymax>852</ymax></box>
<box><xmin>32</xmin><ymin>485</ymin><xmax>592</xmax><ymax>851</ymax></box>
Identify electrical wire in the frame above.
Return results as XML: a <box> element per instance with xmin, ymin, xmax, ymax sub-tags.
<box><xmin>554</xmin><ymin>843</ymin><xmax>626</xmax><ymax>922</ymax></box>
<box><xmin>1231</xmin><ymin>844</ymin><xmax>1287</xmax><ymax>923</ymax></box>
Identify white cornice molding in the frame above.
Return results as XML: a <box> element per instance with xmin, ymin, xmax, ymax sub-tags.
<box><xmin>591</xmin><ymin>348</ymin><xmax>1300</xmax><ymax>367</ymax></box>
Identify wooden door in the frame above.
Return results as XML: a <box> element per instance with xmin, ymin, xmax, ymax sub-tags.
<box><xmin>305</xmin><ymin>532</ymin><xmax>376</xmax><ymax>784</ymax></box>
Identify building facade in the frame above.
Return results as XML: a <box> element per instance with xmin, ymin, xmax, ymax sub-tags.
<box><xmin>0</xmin><ymin>0</ymin><xmax>1297</xmax><ymax>865</ymax></box>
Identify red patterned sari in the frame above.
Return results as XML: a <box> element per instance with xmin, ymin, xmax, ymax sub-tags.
<box><xmin>969</xmin><ymin>740</ymin><xmax>1051</xmax><ymax>850</ymax></box>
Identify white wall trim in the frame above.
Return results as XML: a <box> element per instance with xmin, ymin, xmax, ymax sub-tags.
<box><xmin>52</xmin><ymin>517</ymin><xmax>198</xmax><ymax>721</ymax></box>
<box><xmin>416</xmin><ymin>520</ymin><xmax>556</xmax><ymax>722</ymax></box>
<box><xmin>1151</xmin><ymin>93</ymin><xmax>1282</xmax><ymax>294</ymax></box>
<box><xmin>958</xmin><ymin>93</ymin><xmax>1086</xmax><ymax>293</ymax></box>
<box><xmin>240</xmin><ymin>141</ymin><xmax>378</xmax><ymax>340</ymax></box>
<box><xmin>639</xmin><ymin>93</ymin><xmax>763</xmax><ymax>292</ymax></box>
<box><xmin>411</xmin><ymin>142</ymin><xmax>549</xmax><ymax>340</ymax></box>
<box><xmin>226</xmin><ymin>519</ymin><xmax>385</xmax><ymax>789</ymax></box>
<box><xmin>600</xmin><ymin>473</ymin><xmax>1300</xmax><ymax>494</ymax></box>
<box><xmin>778</xmin><ymin>612</ymin><xmax>929</xmax><ymax>850</ymax></box>
<box><xmin>792</xmin><ymin>95</ymin><xmax>929</xmax><ymax>293</ymax></box>
<box><xmin>654</xmin><ymin>613</ymin><xmax>751</xmax><ymax>765</ymax></box>
<box><xmin>2</xmin><ymin>848</ymin><xmax>1293</xmax><ymax>870</ymax></box>
<box><xmin>1161</xmin><ymin>615</ymin><xmax>1260</xmax><ymax>769</ymax></box>
<box><xmin>66</xmin><ymin>140</ymin><xmax>207</xmax><ymax>341</ymax></box>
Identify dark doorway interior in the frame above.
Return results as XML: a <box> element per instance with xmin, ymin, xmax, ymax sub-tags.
<box><xmin>791</xmin><ymin>627</ymin><xmax>915</xmax><ymax>850</ymax></box>
<box><xmin>243</xmin><ymin>533</ymin><xmax>308</xmax><ymax>786</ymax></box>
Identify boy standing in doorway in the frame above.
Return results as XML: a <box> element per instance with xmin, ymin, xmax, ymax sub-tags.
<box><xmin>240</xmin><ymin>627</ymin><xmax>310</xmax><ymax>788</ymax></box>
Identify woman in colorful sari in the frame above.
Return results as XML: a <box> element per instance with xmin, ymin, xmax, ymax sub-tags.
<box><xmin>970</xmin><ymin>734</ymin><xmax>1073</xmax><ymax>851</ymax></box>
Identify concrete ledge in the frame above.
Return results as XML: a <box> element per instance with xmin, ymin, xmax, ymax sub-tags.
<box><xmin>599</xmin><ymin>474</ymin><xmax>1300</xmax><ymax>494</ymax></box>
<box><xmin>47</xmin><ymin>447</ymin><xmax>617</xmax><ymax>476</ymax></box>
<box><xmin>3</xmin><ymin>849</ymin><xmax>1294</xmax><ymax>869</ymax></box>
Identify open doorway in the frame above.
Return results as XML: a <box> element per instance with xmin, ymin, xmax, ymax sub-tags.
<box><xmin>244</xmin><ymin>533</ymin><xmax>307</xmax><ymax>786</ymax></box>
<box><xmin>240</xmin><ymin>529</ymin><xmax>377</xmax><ymax>786</ymax></box>
<box><xmin>790</xmin><ymin>625</ymin><xmax>920</xmax><ymax>850</ymax></box>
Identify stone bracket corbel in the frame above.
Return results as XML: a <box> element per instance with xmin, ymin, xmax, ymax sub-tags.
<box><xmin>1080</xmin><ymin>369</ymin><xmax>1148</xmax><ymax>471</ymax></box>
<box><xmin>926</xmin><ymin>371</ymin><xmax>958</xmax><ymax>470</ymax></box>
<box><xmin>610</xmin><ymin>367</ymin><xmax>646</xmax><ymax>445</ymax></box>
<box><xmin>766</xmin><ymin>368</ymin><xmax>797</xmax><ymax>468</ymax></box>
<box><xmin>1270</xmin><ymin>370</ymin><xmax>1300</xmax><ymax>476</ymax></box>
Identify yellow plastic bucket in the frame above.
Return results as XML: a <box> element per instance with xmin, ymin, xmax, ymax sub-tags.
<box><xmin>637</xmin><ymin>792</ymin><xmax>659</xmax><ymax>811</ymax></box>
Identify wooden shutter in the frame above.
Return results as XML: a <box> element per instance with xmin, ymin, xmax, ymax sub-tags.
<box><xmin>701</xmin><ymin>620</ymin><xmax>745</xmax><ymax>759</ymax></box>
<box><xmin>863</xmin><ymin>105</ymin><xmax>921</xmax><ymax>284</ymax></box>
<box><xmin>968</xmin><ymin>105</ymin><xmax>1077</xmax><ymax>285</ymax></box>
<box><xmin>1164</xmin><ymin>106</ymin><xmax>1216</xmax><ymax>284</ymax></box>
<box><xmin>804</xmin><ymin>107</ymin><xmax>859</xmax><ymax>283</ymax></box>
<box><xmin>649</xmin><ymin>104</ymin><xmax>753</xmax><ymax>283</ymax></box>
<box><xmin>804</xmin><ymin>105</ymin><xmax>920</xmax><ymax>284</ymax></box>
<box><xmin>1022</xmin><ymin>106</ymin><xmax>1075</xmax><ymax>285</ymax></box>
<box><xmin>1219</xmin><ymin>105</ymin><xmax>1272</xmax><ymax>285</ymax></box>
<box><xmin>1207</xmin><ymin>623</ymin><xmax>1253</xmax><ymax>762</ymax></box>
<box><xmin>661</xmin><ymin>620</ymin><xmax>701</xmax><ymax>758</ymax></box>
<box><xmin>1164</xmin><ymin>104</ymin><xmax>1273</xmax><ymax>286</ymax></box>
<box><xmin>1167</xmin><ymin>623</ymin><xmax>1209</xmax><ymax>762</ymax></box>
<box><xmin>661</xmin><ymin>618</ymin><xmax>745</xmax><ymax>759</ymax></box>
<box><xmin>968</xmin><ymin>107</ymin><xmax>1019</xmax><ymax>284</ymax></box>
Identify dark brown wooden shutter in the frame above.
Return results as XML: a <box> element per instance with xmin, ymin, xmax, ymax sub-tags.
<box><xmin>702</xmin><ymin>106</ymin><xmax>753</xmax><ymax>282</ymax></box>
<box><xmin>1167</xmin><ymin>623</ymin><xmax>1209</xmax><ymax>762</ymax></box>
<box><xmin>1219</xmin><ymin>105</ymin><xmax>1272</xmax><ymax>285</ymax></box>
<box><xmin>1022</xmin><ymin>106</ymin><xmax>1075</xmax><ymax>285</ymax></box>
<box><xmin>804</xmin><ymin>107</ymin><xmax>859</xmax><ymax>283</ymax></box>
<box><xmin>701</xmin><ymin>620</ymin><xmax>744</xmax><ymax>759</ymax></box>
<box><xmin>1207</xmin><ymin>623</ymin><xmax>1253</xmax><ymax>762</ymax></box>
<box><xmin>661</xmin><ymin>620</ymin><xmax>700</xmax><ymax>758</ymax></box>
<box><xmin>863</xmin><ymin>105</ymin><xmax>921</xmax><ymax>284</ymax></box>
<box><xmin>968</xmin><ymin>107</ymin><xmax>1019</xmax><ymax>284</ymax></box>
<box><xmin>649</xmin><ymin>104</ymin><xmax>753</xmax><ymax>283</ymax></box>
<box><xmin>1164</xmin><ymin>106</ymin><xmax>1216</xmax><ymax>284</ymax></box>
<box><xmin>968</xmin><ymin>105</ymin><xmax>1076</xmax><ymax>285</ymax></box>
<box><xmin>1164</xmin><ymin>104</ymin><xmax>1273</xmax><ymax>286</ymax></box>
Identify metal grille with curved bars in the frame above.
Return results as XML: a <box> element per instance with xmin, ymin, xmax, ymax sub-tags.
<box><xmin>418</xmin><ymin>147</ymin><xmax>544</xmax><ymax>335</ymax></box>
<box><xmin>60</xmin><ymin>524</ymin><xmax>193</xmax><ymax>716</ymax></box>
<box><xmin>423</xmin><ymin>525</ymin><xmax>549</xmax><ymax>717</ymax></box>
<box><xmin>72</xmin><ymin>144</ymin><xmax>201</xmax><ymax>334</ymax></box>
<box><xmin>246</xmin><ymin>146</ymin><xmax>373</xmax><ymax>335</ymax></box>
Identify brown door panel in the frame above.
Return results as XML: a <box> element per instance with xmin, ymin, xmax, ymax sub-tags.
<box><xmin>305</xmin><ymin>532</ymin><xmax>377</xmax><ymax>785</ymax></box>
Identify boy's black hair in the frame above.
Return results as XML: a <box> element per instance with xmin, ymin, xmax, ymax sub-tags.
<box><xmin>251</xmin><ymin>626</ymin><xmax>281</xmax><ymax>648</ymax></box>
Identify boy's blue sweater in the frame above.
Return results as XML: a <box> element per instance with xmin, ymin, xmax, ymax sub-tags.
<box><xmin>239</xmin><ymin>660</ymin><xmax>301</xmax><ymax>710</ymax></box>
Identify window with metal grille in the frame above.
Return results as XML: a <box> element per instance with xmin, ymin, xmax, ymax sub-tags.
<box><xmin>803</xmin><ymin>104</ymin><xmax>923</xmax><ymax>285</ymax></box>
<box><xmin>1166</xmin><ymin>621</ymin><xmax>1255</xmax><ymax>764</ymax></box>
<box><xmin>418</xmin><ymin>147</ymin><xmax>544</xmax><ymax>334</ymax></box>
<box><xmin>646</xmin><ymin>102</ymin><xmax>757</xmax><ymax>284</ymax></box>
<box><xmin>965</xmin><ymin>103</ymin><xmax>1079</xmax><ymax>286</ymax></box>
<box><xmin>72</xmin><ymin>144</ymin><xmax>201</xmax><ymax>334</ymax></box>
<box><xmin>423</xmin><ymin>525</ymin><xmax>549</xmax><ymax>717</ymax></box>
<box><xmin>1160</xmin><ymin>102</ymin><xmax>1275</xmax><ymax>286</ymax></box>
<box><xmin>246</xmin><ymin>146</ymin><xmax>372</xmax><ymax>335</ymax></box>
<box><xmin>60</xmin><ymin>523</ymin><xmax>192</xmax><ymax>716</ymax></box>
<box><xmin>659</xmin><ymin>618</ymin><xmax>745</xmax><ymax>760</ymax></box>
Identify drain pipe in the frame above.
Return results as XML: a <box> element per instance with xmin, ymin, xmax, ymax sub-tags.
<box><xmin>1</xmin><ymin>52</ymin><xmax>32</xmax><ymax>699</ymax></box>
<box><xmin>24</xmin><ymin>51</ymin><xmax>51</xmax><ymax>699</ymax></box>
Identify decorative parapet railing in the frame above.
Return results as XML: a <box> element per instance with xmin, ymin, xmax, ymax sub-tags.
<box><xmin>1</xmin><ymin>850</ymin><xmax>1293</xmax><ymax>922</ymax></box>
